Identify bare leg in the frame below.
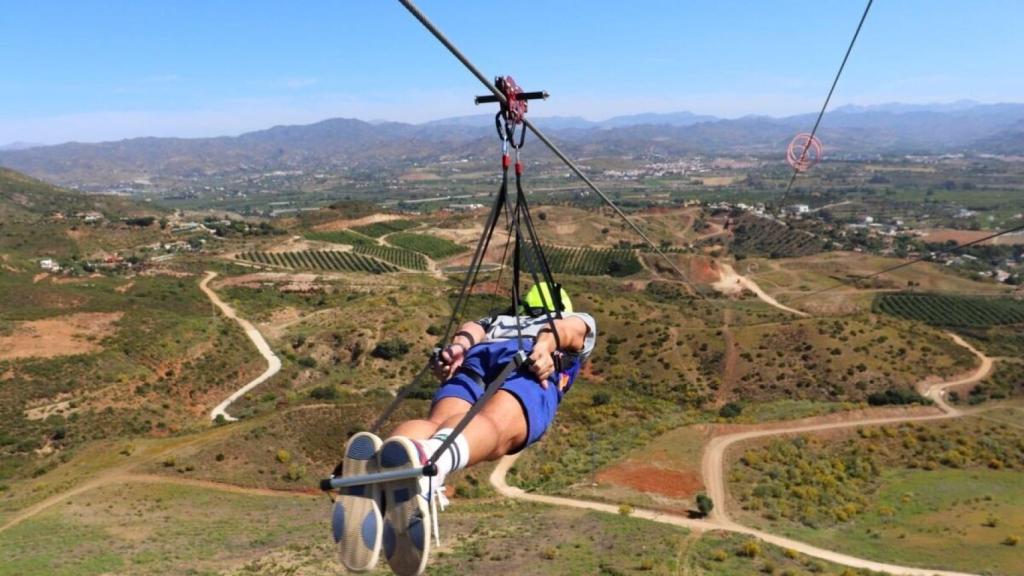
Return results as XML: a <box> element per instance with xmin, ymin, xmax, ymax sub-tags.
<box><xmin>389</xmin><ymin>397</ymin><xmax>471</xmax><ymax>440</ymax></box>
<box><xmin>434</xmin><ymin>390</ymin><xmax>527</xmax><ymax>466</ymax></box>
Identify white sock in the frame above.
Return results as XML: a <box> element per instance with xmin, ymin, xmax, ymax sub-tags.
<box><xmin>421</xmin><ymin>428</ymin><xmax>469</xmax><ymax>487</ymax></box>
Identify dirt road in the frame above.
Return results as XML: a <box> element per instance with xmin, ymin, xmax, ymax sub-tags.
<box><xmin>490</xmin><ymin>331</ymin><xmax>994</xmax><ymax>576</ymax></box>
<box><xmin>200</xmin><ymin>271</ymin><xmax>282</xmax><ymax>422</ymax></box>
<box><xmin>713</xmin><ymin>262</ymin><xmax>809</xmax><ymax>317</ymax></box>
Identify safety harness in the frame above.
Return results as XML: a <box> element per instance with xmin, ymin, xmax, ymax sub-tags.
<box><xmin>321</xmin><ymin>76</ymin><xmax>570</xmax><ymax>493</ymax></box>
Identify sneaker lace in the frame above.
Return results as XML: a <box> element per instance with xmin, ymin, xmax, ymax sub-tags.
<box><xmin>426</xmin><ymin>477</ymin><xmax>448</xmax><ymax>548</ymax></box>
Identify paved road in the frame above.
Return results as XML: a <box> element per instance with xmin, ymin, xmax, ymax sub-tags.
<box><xmin>200</xmin><ymin>271</ymin><xmax>282</xmax><ymax>422</ymax></box>
<box><xmin>490</xmin><ymin>331</ymin><xmax>994</xmax><ymax>576</ymax></box>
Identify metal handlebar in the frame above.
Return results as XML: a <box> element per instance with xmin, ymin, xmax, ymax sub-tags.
<box><xmin>474</xmin><ymin>91</ymin><xmax>548</xmax><ymax>105</ymax></box>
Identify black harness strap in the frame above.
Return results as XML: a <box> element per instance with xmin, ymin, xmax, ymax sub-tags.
<box><xmin>425</xmin><ymin>351</ymin><xmax>529</xmax><ymax>472</ymax></box>
<box><xmin>368</xmin><ymin>169</ymin><xmax>509</xmax><ymax>434</ymax></box>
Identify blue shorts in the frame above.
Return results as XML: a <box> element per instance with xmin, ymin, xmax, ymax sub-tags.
<box><xmin>432</xmin><ymin>339</ymin><xmax>580</xmax><ymax>451</ymax></box>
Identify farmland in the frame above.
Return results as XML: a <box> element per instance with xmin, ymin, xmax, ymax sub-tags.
<box><xmin>236</xmin><ymin>250</ymin><xmax>398</xmax><ymax>273</ymax></box>
<box><xmin>728</xmin><ymin>214</ymin><xmax>825</xmax><ymax>259</ymax></box>
<box><xmin>874</xmin><ymin>293</ymin><xmax>1024</xmax><ymax>327</ymax></box>
<box><xmin>351</xmin><ymin>219</ymin><xmax>419</xmax><ymax>238</ymax></box>
<box><xmin>353</xmin><ymin>244</ymin><xmax>428</xmax><ymax>270</ymax></box>
<box><xmin>522</xmin><ymin>245</ymin><xmax>643</xmax><ymax>277</ymax></box>
<box><xmin>388</xmin><ymin>232</ymin><xmax>469</xmax><ymax>259</ymax></box>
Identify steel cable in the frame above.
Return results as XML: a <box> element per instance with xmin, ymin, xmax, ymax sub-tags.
<box><xmin>775</xmin><ymin>0</ymin><xmax>874</xmax><ymax>213</ymax></box>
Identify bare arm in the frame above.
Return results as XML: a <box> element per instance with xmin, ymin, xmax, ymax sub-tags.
<box><xmin>529</xmin><ymin>316</ymin><xmax>590</xmax><ymax>385</ymax></box>
<box><xmin>432</xmin><ymin>320</ymin><xmax>487</xmax><ymax>381</ymax></box>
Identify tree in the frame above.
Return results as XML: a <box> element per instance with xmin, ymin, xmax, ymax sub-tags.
<box><xmin>309</xmin><ymin>385</ymin><xmax>339</xmax><ymax>400</ymax></box>
<box><xmin>696</xmin><ymin>493</ymin><xmax>714</xmax><ymax>517</ymax></box>
<box><xmin>719</xmin><ymin>402</ymin><xmax>742</xmax><ymax>418</ymax></box>
<box><xmin>372</xmin><ymin>338</ymin><xmax>411</xmax><ymax>360</ymax></box>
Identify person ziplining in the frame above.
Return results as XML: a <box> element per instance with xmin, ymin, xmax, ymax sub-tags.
<box><xmin>323</xmin><ymin>76</ymin><xmax>598</xmax><ymax>576</ymax></box>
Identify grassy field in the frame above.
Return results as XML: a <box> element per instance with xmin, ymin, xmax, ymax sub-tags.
<box><xmin>687</xmin><ymin>530</ymin><xmax>889</xmax><ymax>576</ymax></box>
<box><xmin>730</xmin><ymin>411</ymin><xmax>1024</xmax><ymax>575</ymax></box>
<box><xmin>780</xmin><ymin>469</ymin><xmax>1024</xmax><ymax>576</ymax></box>
<box><xmin>0</xmin><ymin>479</ymin><xmax>695</xmax><ymax>576</ymax></box>
<box><xmin>0</xmin><ymin>481</ymin><xmax>327</xmax><ymax>576</ymax></box>
<box><xmin>748</xmin><ymin>252</ymin><xmax>1011</xmax><ymax>310</ymax></box>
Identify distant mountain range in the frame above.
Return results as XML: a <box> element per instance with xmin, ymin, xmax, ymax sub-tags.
<box><xmin>424</xmin><ymin>110</ymin><xmax>719</xmax><ymax>130</ymax></box>
<box><xmin>0</xmin><ymin>141</ymin><xmax>44</xmax><ymax>151</ymax></box>
<box><xmin>2</xmin><ymin>101</ymin><xmax>1023</xmax><ymax>189</ymax></box>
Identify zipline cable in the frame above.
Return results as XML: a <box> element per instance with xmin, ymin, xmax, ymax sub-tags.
<box><xmin>397</xmin><ymin>0</ymin><xmax>696</xmax><ymax>291</ymax></box>
<box><xmin>790</xmin><ymin>222</ymin><xmax>1024</xmax><ymax>304</ymax></box>
<box><xmin>775</xmin><ymin>0</ymin><xmax>874</xmax><ymax>213</ymax></box>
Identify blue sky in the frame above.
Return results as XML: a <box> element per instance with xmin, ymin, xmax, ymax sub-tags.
<box><xmin>2</xmin><ymin>1</ymin><xmax>1022</xmax><ymax>144</ymax></box>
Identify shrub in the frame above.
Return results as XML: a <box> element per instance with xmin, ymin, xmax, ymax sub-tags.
<box><xmin>296</xmin><ymin>356</ymin><xmax>317</xmax><ymax>368</ymax></box>
<box><xmin>309</xmin><ymin>385</ymin><xmax>339</xmax><ymax>400</ymax></box>
<box><xmin>276</xmin><ymin>449</ymin><xmax>291</xmax><ymax>464</ymax></box>
<box><xmin>867</xmin><ymin>388</ymin><xmax>928</xmax><ymax>406</ymax></box>
<box><xmin>711</xmin><ymin>549</ymin><xmax>728</xmax><ymax>562</ymax></box>
<box><xmin>618</xmin><ymin>503</ymin><xmax>634</xmax><ymax>516</ymax></box>
<box><xmin>737</xmin><ymin>539</ymin><xmax>762</xmax><ymax>558</ymax></box>
<box><xmin>125</xmin><ymin>216</ymin><xmax>156</xmax><ymax>227</ymax></box>
<box><xmin>696</xmin><ymin>493</ymin><xmax>714</xmax><ymax>517</ymax></box>
<box><xmin>591</xmin><ymin>392</ymin><xmax>611</xmax><ymax>406</ymax></box>
<box><xmin>285</xmin><ymin>463</ymin><xmax>305</xmax><ymax>482</ymax></box>
<box><xmin>215</xmin><ymin>453</ymin><xmax>225</xmax><ymax>462</ymax></box>
<box><xmin>1003</xmin><ymin>535</ymin><xmax>1019</xmax><ymax>546</ymax></box>
<box><xmin>162</xmin><ymin>457</ymin><xmax>176</xmax><ymax>468</ymax></box>
<box><xmin>372</xmin><ymin>338</ymin><xmax>411</xmax><ymax>360</ymax></box>
<box><xmin>540</xmin><ymin>547</ymin><xmax>558</xmax><ymax>560</ymax></box>
<box><xmin>719</xmin><ymin>402</ymin><xmax>743</xmax><ymax>418</ymax></box>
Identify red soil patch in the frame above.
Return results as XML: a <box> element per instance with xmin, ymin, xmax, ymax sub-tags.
<box><xmin>597</xmin><ymin>462</ymin><xmax>703</xmax><ymax>499</ymax></box>
<box><xmin>689</xmin><ymin>256</ymin><xmax>722</xmax><ymax>284</ymax></box>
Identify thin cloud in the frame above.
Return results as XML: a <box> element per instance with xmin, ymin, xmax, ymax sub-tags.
<box><xmin>282</xmin><ymin>77</ymin><xmax>319</xmax><ymax>89</ymax></box>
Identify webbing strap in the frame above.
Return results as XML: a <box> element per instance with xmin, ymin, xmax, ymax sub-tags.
<box><xmin>368</xmin><ymin>174</ymin><xmax>509</xmax><ymax>434</ymax></box>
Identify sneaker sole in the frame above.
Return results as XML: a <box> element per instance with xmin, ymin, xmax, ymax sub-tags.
<box><xmin>333</xmin><ymin>431</ymin><xmax>383</xmax><ymax>572</ymax></box>
<box><xmin>379</xmin><ymin>437</ymin><xmax>431</xmax><ymax>576</ymax></box>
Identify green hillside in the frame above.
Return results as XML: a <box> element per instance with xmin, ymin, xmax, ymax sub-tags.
<box><xmin>0</xmin><ymin>167</ymin><xmax>97</xmax><ymax>220</ymax></box>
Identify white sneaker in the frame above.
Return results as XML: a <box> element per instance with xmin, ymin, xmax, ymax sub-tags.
<box><xmin>332</xmin><ymin>431</ymin><xmax>383</xmax><ymax>572</ymax></box>
<box><xmin>378</xmin><ymin>436</ymin><xmax>440</xmax><ymax>576</ymax></box>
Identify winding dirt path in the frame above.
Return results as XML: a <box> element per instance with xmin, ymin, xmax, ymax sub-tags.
<box><xmin>200</xmin><ymin>271</ymin><xmax>282</xmax><ymax>422</ymax></box>
<box><xmin>713</xmin><ymin>262</ymin><xmax>810</xmax><ymax>317</ymax></box>
<box><xmin>491</xmin><ymin>332</ymin><xmax>995</xmax><ymax>576</ymax></box>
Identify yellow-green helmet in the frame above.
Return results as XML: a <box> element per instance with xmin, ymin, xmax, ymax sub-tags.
<box><xmin>523</xmin><ymin>283</ymin><xmax>572</xmax><ymax>314</ymax></box>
